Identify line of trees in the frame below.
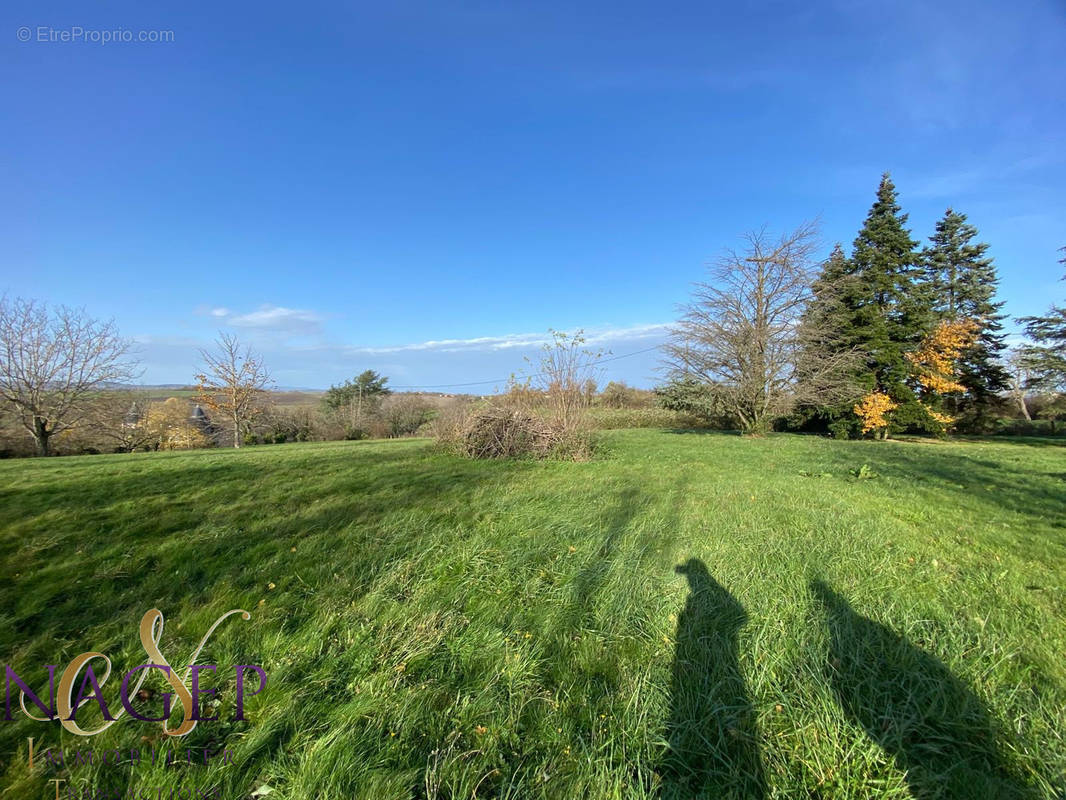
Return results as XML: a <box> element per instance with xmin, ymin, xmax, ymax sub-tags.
<box><xmin>664</xmin><ymin>222</ymin><xmax>861</xmax><ymax>434</ymax></box>
<box><xmin>665</xmin><ymin>173</ymin><xmax>1065</xmax><ymax>437</ymax></box>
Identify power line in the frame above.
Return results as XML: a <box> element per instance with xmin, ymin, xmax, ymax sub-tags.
<box><xmin>387</xmin><ymin>344</ymin><xmax>663</xmax><ymax>391</ymax></box>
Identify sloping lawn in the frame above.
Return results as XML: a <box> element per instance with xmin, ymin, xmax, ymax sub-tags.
<box><xmin>1</xmin><ymin>430</ymin><xmax>1064</xmax><ymax>798</ymax></box>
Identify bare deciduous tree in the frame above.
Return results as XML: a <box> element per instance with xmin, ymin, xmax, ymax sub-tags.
<box><xmin>528</xmin><ymin>329</ymin><xmax>605</xmax><ymax>433</ymax></box>
<box><xmin>195</xmin><ymin>332</ymin><xmax>272</xmax><ymax>448</ymax></box>
<box><xmin>0</xmin><ymin>297</ymin><xmax>138</xmax><ymax>455</ymax></box>
<box><xmin>664</xmin><ymin>223</ymin><xmax>860</xmax><ymax>433</ymax></box>
<box><xmin>1006</xmin><ymin>348</ymin><xmax>1032</xmax><ymax>421</ymax></box>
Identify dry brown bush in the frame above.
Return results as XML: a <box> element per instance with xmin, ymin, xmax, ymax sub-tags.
<box><xmin>436</xmin><ymin>404</ymin><xmax>592</xmax><ymax>460</ymax></box>
<box><xmin>434</xmin><ymin>330</ymin><xmax>602</xmax><ymax>460</ymax></box>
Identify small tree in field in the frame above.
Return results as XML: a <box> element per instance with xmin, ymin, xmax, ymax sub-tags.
<box><xmin>906</xmin><ymin>318</ymin><xmax>978</xmax><ymax>434</ymax></box>
<box><xmin>195</xmin><ymin>333</ymin><xmax>272</xmax><ymax>448</ymax></box>
<box><xmin>530</xmin><ymin>329</ymin><xmax>604</xmax><ymax>434</ymax></box>
<box><xmin>854</xmin><ymin>392</ymin><xmax>898</xmax><ymax>438</ymax></box>
<box><xmin>322</xmin><ymin>369</ymin><xmax>391</xmax><ymax>439</ymax></box>
<box><xmin>0</xmin><ymin>297</ymin><xmax>138</xmax><ymax>456</ymax></box>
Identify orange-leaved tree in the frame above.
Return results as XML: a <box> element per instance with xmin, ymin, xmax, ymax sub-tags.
<box><xmin>905</xmin><ymin>319</ymin><xmax>978</xmax><ymax>433</ymax></box>
<box><xmin>853</xmin><ymin>391</ymin><xmax>898</xmax><ymax>438</ymax></box>
<box><xmin>853</xmin><ymin>319</ymin><xmax>978</xmax><ymax>439</ymax></box>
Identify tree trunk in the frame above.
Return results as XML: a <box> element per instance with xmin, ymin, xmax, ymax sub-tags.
<box><xmin>233</xmin><ymin>414</ymin><xmax>241</xmax><ymax>448</ymax></box>
<box><xmin>34</xmin><ymin>418</ymin><xmax>51</xmax><ymax>456</ymax></box>
<box><xmin>1017</xmin><ymin>394</ymin><xmax>1031</xmax><ymax>421</ymax></box>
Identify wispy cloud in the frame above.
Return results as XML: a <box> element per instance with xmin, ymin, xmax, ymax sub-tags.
<box><xmin>202</xmin><ymin>304</ymin><xmax>324</xmax><ymax>335</ymax></box>
<box><xmin>342</xmin><ymin>323</ymin><xmax>671</xmax><ymax>355</ymax></box>
<box><xmin>137</xmin><ymin>316</ymin><xmax>671</xmax><ymax>388</ymax></box>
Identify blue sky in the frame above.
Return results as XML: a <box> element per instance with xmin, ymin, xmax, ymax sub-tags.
<box><xmin>2</xmin><ymin>0</ymin><xmax>1064</xmax><ymax>389</ymax></box>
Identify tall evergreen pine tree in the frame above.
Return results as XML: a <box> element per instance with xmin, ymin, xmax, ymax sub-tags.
<box><xmin>1019</xmin><ymin>247</ymin><xmax>1066</xmax><ymax>393</ymax></box>
<box><xmin>792</xmin><ymin>244</ymin><xmax>860</xmax><ymax>432</ymax></box>
<box><xmin>802</xmin><ymin>243</ymin><xmax>852</xmax><ymax>348</ymax></box>
<box><xmin>798</xmin><ymin>174</ymin><xmax>932</xmax><ymax>434</ymax></box>
<box><xmin>922</xmin><ymin>208</ymin><xmax>1009</xmax><ymax>409</ymax></box>
<box><xmin>843</xmin><ymin>173</ymin><xmax>931</xmax><ymax>409</ymax></box>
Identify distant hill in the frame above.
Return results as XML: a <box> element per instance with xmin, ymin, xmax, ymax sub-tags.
<box><xmin>107</xmin><ymin>384</ymin><xmax>324</xmax><ymax>406</ymax></box>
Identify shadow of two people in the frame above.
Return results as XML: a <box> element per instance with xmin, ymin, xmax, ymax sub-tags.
<box><xmin>661</xmin><ymin>560</ymin><xmax>1037</xmax><ymax>799</ymax></box>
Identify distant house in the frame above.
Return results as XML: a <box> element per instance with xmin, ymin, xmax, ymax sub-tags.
<box><xmin>189</xmin><ymin>404</ymin><xmax>220</xmax><ymax>441</ymax></box>
<box><xmin>122</xmin><ymin>401</ymin><xmax>148</xmax><ymax>429</ymax></box>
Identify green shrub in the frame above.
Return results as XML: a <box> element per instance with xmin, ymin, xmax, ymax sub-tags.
<box><xmin>654</xmin><ymin>377</ymin><xmax>733</xmax><ymax>427</ymax></box>
<box><xmin>828</xmin><ymin>418</ymin><xmax>860</xmax><ymax>439</ymax></box>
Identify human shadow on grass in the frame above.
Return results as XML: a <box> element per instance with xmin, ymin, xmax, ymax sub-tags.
<box><xmin>811</xmin><ymin>580</ymin><xmax>1039</xmax><ymax>799</ymax></box>
<box><xmin>660</xmin><ymin>559</ymin><xmax>766</xmax><ymax>799</ymax></box>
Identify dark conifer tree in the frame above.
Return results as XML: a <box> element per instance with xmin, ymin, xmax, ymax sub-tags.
<box><xmin>922</xmin><ymin>208</ymin><xmax>1009</xmax><ymax>411</ymax></box>
<box><xmin>794</xmin><ymin>243</ymin><xmax>864</xmax><ymax>434</ymax></box>
<box><xmin>1019</xmin><ymin>248</ymin><xmax>1066</xmax><ymax>393</ymax></box>
<box><xmin>803</xmin><ymin>244</ymin><xmax>851</xmax><ymax>344</ymax></box>
<box><xmin>845</xmin><ymin>174</ymin><xmax>931</xmax><ymax>404</ymax></box>
<box><xmin>796</xmin><ymin>174</ymin><xmax>932</xmax><ymax>434</ymax></box>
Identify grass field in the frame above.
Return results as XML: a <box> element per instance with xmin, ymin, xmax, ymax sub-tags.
<box><xmin>1</xmin><ymin>431</ymin><xmax>1064</xmax><ymax>799</ymax></box>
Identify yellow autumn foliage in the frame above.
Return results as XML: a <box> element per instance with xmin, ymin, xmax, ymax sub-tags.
<box><xmin>854</xmin><ymin>392</ymin><xmax>898</xmax><ymax>434</ymax></box>
<box><xmin>926</xmin><ymin>408</ymin><xmax>954</xmax><ymax>426</ymax></box>
<box><xmin>906</xmin><ymin>319</ymin><xmax>978</xmax><ymax>395</ymax></box>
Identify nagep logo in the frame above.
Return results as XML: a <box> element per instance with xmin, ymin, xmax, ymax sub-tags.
<box><xmin>4</xmin><ymin>608</ymin><xmax>266</xmax><ymax>737</ymax></box>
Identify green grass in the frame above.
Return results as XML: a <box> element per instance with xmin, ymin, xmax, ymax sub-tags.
<box><xmin>1</xmin><ymin>431</ymin><xmax>1064</xmax><ymax>799</ymax></box>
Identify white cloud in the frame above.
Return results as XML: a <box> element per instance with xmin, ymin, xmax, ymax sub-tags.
<box><xmin>202</xmin><ymin>304</ymin><xmax>325</xmax><ymax>335</ymax></box>
<box><xmin>344</xmin><ymin>322</ymin><xmax>671</xmax><ymax>355</ymax></box>
<box><xmin>137</xmin><ymin>320</ymin><xmax>671</xmax><ymax>388</ymax></box>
